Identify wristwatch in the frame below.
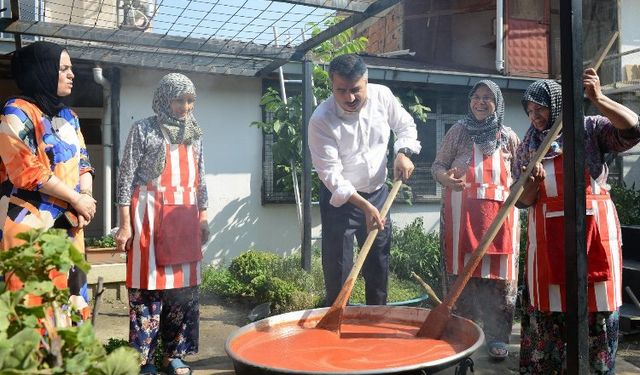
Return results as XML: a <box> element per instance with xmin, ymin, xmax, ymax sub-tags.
<box><xmin>397</xmin><ymin>147</ymin><xmax>415</xmax><ymax>160</ymax></box>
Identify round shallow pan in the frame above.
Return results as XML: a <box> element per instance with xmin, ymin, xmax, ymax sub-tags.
<box><xmin>225</xmin><ymin>305</ymin><xmax>484</xmax><ymax>375</ymax></box>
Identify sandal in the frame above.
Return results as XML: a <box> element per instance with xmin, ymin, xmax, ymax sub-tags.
<box><xmin>487</xmin><ymin>341</ymin><xmax>509</xmax><ymax>361</ymax></box>
<box><xmin>140</xmin><ymin>363</ymin><xmax>158</xmax><ymax>375</ymax></box>
<box><xmin>162</xmin><ymin>358</ymin><xmax>192</xmax><ymax>375</ymax></box>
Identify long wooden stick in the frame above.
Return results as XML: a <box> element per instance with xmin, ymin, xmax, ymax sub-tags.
<box><xmin>416</xmin><ymin>31</ymin><xmax>619</xmax><ymax>339</ymax></box>
<box><xmin>316</xmin><ymin>179</ymin><xmax>403</xmax><ymax>332</ymax></box>
<box><xmin>411</xmin><ymin>271</ymin><xmax>442</xmax><ymax>305</ymax></box>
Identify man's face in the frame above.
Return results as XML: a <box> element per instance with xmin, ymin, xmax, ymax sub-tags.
<box><xmin>331</xmin><ymin>73</ymin><xmax>368</xmax><ymax>112</ymax></box>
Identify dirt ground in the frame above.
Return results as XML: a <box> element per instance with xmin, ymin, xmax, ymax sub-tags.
<box><xmin>93</xmin><ymin>296</ymin><xmax>640</xmax><ymax>375</ymax></box>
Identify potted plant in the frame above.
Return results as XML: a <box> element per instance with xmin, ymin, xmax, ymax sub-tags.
<box><xmin>85</xmin><ymin>232</ymin><xmax>124</xmax><ymax>264</ymax></box>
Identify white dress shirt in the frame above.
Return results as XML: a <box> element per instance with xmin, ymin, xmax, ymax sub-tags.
<box><xmin>309</xmin><ymin>83</ymin><xmax>422</xmax><ymax>207</ymax></box>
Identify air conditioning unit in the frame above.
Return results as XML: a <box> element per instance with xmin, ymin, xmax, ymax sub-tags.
<box><xmin>120</xmin><ymin>0</ymin><xmax>153</xmax><ymax>31</ymax></box>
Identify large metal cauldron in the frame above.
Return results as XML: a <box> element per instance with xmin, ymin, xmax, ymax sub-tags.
<box><xmin>225</xmin><ymin>305</ymin><xmax>484</xmax><ymax>375</ymax></box>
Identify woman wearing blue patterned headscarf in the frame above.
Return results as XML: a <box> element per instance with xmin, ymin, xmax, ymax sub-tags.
<box><xmin>516</xmin><ymin>69</ymin><xmax>640</xmax><ymax>374</ymax></box>
<box><xmin>431</xmin><ymin>80</ymin><xmax>521</xmax><ymax>360</ymax></box>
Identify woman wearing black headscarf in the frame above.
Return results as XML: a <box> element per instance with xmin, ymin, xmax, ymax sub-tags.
<box><xmin>431</xmin><ymin>80</ymin><xmax>521</xmax><ymax>360</ymax></box>
<box><xmin>0</xmin><ymin>41</ymin><xmax>96</xmax><ymax>317</ymax></box>
<box><xmin>515</xmin><ymin>69</ymin><xmax>640</xmax><ymax>374</ymax></box>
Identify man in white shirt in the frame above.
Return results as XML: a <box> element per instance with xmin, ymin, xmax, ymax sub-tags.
<box><xmin>309</xmin><ymin>54</ymin><xmax>421</xmax><ymax>306</ymax></box>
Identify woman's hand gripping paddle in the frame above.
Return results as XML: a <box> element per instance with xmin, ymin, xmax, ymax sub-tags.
<box><xmin>315</xmin><ymin>179</ymin><xmax>403</xmax><ymax>333</ymax></box>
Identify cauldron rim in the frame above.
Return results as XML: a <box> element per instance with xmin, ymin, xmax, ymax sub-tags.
<box><xmin>225</xmin><ymin>305</ymin><xmax>484</xmax><ymax>375</ymax></box>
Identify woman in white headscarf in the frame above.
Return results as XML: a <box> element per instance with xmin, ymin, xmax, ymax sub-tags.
<box><xmin>432</xmin><ymin>80</ymin><xmax>520</xmax><ymax>360</ymax></box>
<box><xmin>116</xmin><ymin>73</ymin><xmax>209</xmax><ymax>375</ymax></box>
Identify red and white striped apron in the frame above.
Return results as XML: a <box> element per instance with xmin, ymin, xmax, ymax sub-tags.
<box><xmin>443</xmin><ymin>143</ymin><xmax>519</xmax><ymax>280</ymax></box>
<box><xmin>526</xmin><ymin>155</ymin><xmax>622</xmax><ymax>312</ymax></box>
<box><xmin>126</xmin><ymin>135</ymin><xmax>201</xmax><ymax>290</ymax></box>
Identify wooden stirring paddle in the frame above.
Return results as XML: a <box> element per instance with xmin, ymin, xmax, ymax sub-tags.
<box><xmin>315</xmin><ymin>179</ymin><xmax>403</xmax><ymax>332</ymax></box>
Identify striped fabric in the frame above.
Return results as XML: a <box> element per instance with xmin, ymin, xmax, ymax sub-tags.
<box><xmin>526</xmin><ymin>156</ymin><xmax>622</xmax><ymax>312</ymax></box>
<box><xmin>443</xmin><ymin>143</ymin><xmax>519</xmax><ymax>280</ymax></box>
<box><xmin>126</xmin><ymin>139</ymin><xmax>201</xmax><ymax>290</ymax></box>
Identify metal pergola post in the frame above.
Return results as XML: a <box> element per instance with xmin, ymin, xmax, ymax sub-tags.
<box><xmin>559</xmin><ymin>0</ymin><xmax>589</xmax><ymax>373</ymax></box>
<box><xmin>301</xmin><ymin>59</ymin><xmax>313</xmax><ymax>271</ymax></box>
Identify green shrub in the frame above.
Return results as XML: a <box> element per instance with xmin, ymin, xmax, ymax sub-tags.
<box><xmin>201</xmin><ymin>266</ymin><xmax>247</xmax><ymax>297</ymax></box>
<box><xmin>251</xmin><ymin>275</ymin><xmax>298</xmax><ymax>314</ymax></box>
<box><xmin>228</xmin><ymin>250</ymin><xmax>278</xmax><ymax>284</ymax></box>
<box><xmin>0</xmin><ymin>229</ymin><xmax>139</xmax><ymax>374</ymax></box>
<box><xmin>610</xmin><ymin>181</ymin><xmax>640</xmax><ymax>225</ymax></box>
<box><xmin>389</xmin><ymin>217</ymin><xmax>442</xmax><ymax>297</ymax></box>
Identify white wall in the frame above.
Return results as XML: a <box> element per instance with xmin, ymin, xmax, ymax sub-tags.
<box><xmin>118</xmin><ymin>68</ymin><xmax>323</xmax><ymax>265</ymax></box>
<box><xmin>620</xmin><ymin>0</ymin><xmax>640</xmax><ymax>70</ymax></box>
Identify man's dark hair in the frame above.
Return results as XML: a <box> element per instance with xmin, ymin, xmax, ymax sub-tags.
<box><xmin>329</xmin><ymin>54</ymin><xmax>367</xmax><ymax>81</ymax></box>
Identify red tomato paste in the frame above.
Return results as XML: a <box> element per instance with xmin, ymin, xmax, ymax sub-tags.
<box><xmin>229</xmin><ymin>318</ymin><xmax>466</xmax><ymax>372</ymax></box>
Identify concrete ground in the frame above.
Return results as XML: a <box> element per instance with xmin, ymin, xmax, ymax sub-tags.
<box><xmin>93</xmin><ymin>296</ymin><xmax>640</xmax><ymax>375</ymax></box>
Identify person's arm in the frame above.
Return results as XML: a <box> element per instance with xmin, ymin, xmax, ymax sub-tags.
<box><xmin>196</xmin><ymin>140</ymin><xmax>210</xmax><ymax>244</ymax></box>
<box><xmin>348</xmin><ymin>191</ymin><xmax>385</xmax><ymax>231</ymax></box>
<box><xmin>431</xmin><ymin>123</ymin><xmax>465</xmax><ymax>191</ymax></box>
<box><xmin>384</xmin><ymin>86</ymin><xmax>421</xmax><ymax>181</ymax></box>
<box><xmin>116</xmin><ymin>122</ymin><xmax>144</xmax><ymax>207</ymax></box>
<box><xmin>308</xmin><ymin>115</ymin><xmax>356</xmax><ymax>207</ymax></box>
<box><xmin>584</xmin><ymin>68</ymin><xmax>639</xmax><ymax>130</ymax></box>
<box><xmin>0</xmin><ymin>104</ymin><xmax>96</xmax><ymax>221</ymax></box>
<box><xmin>115</xmin><ymin>122</ymin><xmax>145</xmax><ymax>252</ymax></box>
<box><xmin>199</xmin><ymin>209</ymin><xmax>210</xmax><ymax>245</ymax></box>
<box><xmin>115</xmin><ymin>205</ymin><xmax>131</xmax><ymax>252</ymax></box>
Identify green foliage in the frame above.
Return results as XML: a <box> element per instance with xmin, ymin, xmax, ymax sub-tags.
<box><xmin>389</xmin><ymin>218</ymin><xmax>442</xmax><ymax>298</ymax></box>
<box><xmin>200</xmin><ymin>266</ymin><xmax>247</xmax><ymax>297</ymax></box>
<box><xmin>229</xmin><ymin>250</ymin><xmax>279</xmax><ymax>285</ymax></box>
<box><xmin>0</xmin><ymin>229</ymin><xmax>139</xmax><ymax>374</ymax></box>
<box><xmin>610</xmin><ymin>181</ymin><xmax>640</xmax><ymax>225</ymax></box>
<box><xmin>201</xmin><ymin>234</ymin><xmax>426</xmax><ymax>316</ymax></box>
<box><xmin>103</xmin><ymin>338</ymin><xmax>129</xmax><ymax>355</ymax></box>
<box><xmin>85</xmin><ymin>234</ymin><xmax>116</xmax><ymax>248</ymax></box>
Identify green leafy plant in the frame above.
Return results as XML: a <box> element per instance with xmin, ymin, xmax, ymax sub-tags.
<box><xmin>0</xmin><ymin>229</ymin><xmax>139</xmax><ymax>374</ymax></box>
<box><xmin>228</xmin><ymin>250</ymin><xmax>279</xmax><ymax>285</ymax></box>
<box><xmin>389</xmin><ymin>217</ymin><xmax>442</xmax><ymax>298</ymax></box>
<box><xmin>85</xmin><ymin>234</ymin><xmax>116</xmax><ymax>248</ymax></box>
<box><xmin>610</xmin><ymin>181</ymin><xmax>640</xmax><ymax>225</ymax></box>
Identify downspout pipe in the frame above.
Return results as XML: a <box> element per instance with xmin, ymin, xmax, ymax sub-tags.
<box><xmin>496</xmin><ymin>0</ymin><xmax>505</xmax><ymax>73</ymax></box>
<box><xmin>92</xmin><ymin>67</ymin><xmax>112</xmax><ymax>236</ymax></box>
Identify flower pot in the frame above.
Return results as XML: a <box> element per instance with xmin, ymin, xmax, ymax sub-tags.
<box><xmin>85</xmin><ymin>247</ymin><xmax>125</xmax><ymax>264</ymax></box>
